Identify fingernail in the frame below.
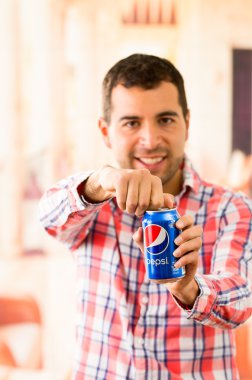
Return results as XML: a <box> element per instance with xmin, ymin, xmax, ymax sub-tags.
<box><xmin>176</xmin><ymin>220</ymin><xmax>184</xmax><ymax>229</ymax></box>
<box><xmin>174</xmin><ymin>236</ymin><xmax>182</xmax><ymax>245</ymax></box>
<box><xmin>173</xmin><ymin>248</ymin><xmax>181</xmax><ymax>257</ymax></box>
<box><xmin>174</xmin><ymin>261</ymin><xmax>181</xmax><ymax>268</ymax></box>
<box><xmin>170</xmin><ymin>196</ymin><xmax>175</xmax><ymax>206</ymax></box>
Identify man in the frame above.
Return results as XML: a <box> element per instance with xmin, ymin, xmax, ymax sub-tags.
<box><xmin>39</xmin><ymin>54</ymin><xmax>252</xmax><ymax>379</ymax></box>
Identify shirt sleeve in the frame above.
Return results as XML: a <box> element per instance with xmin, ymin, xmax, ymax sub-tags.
<box><xmin>175</xmin><ymin>193</ymin><xmax>252</xmax><ymax>329</ymax></box>
<box><xmin>38</xmin><ymin>172</ymin><xmax>110</xmax><ymax>251</ymax></box>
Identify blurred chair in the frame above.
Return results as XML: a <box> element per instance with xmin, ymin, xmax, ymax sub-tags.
<box><xmin>0</xmin><ymin>296</ymin><xmax>42</xmax><ymax>370</ymax></box>
<box><xmin>235</xmin><ymin>322</ymin><xmax>252</xmax><ymax>379</ymax></box>
<box><xmin>0</xmin><ymin>341</ymin><xmax>16</xmax><ymax>367</ymax></box>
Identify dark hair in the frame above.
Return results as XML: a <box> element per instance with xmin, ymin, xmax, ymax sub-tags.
<box><xmin>102</xmin><ymin>53</ymin><xmax>188</xmax><ymax>123</ymax></box>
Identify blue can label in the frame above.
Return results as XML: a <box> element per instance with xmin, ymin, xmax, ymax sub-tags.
<box><xmin>142</xmin><ymin>209</ymin><xmax>185</xmax><ymax>282</ymax></box>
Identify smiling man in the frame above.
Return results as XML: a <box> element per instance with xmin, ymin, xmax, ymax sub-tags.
<box><xmin>39</xmin><ymin>54</ymin><xmax>252</xmax><ymax>380</ymax></box>
<box><xmin>99</xmin><ymin>81</ymin><xmax>188</xmax><ymax>197</ymax></box>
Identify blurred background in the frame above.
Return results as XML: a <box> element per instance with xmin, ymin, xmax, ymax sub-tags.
<box><xmin>0</xmin><ymin>0</ymin><xmax>252</xmax><ymax>379</ymax></box>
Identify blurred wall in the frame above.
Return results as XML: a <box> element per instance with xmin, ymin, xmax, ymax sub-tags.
<box><xmin>0</xmin><ymin>0</ymin><xmax>251</xmax><ymax>378</ymax></box>
<box><xmin>1</xmin><ymin>0</ymin><xmax>252</xmax><ymax>257</ymax></box>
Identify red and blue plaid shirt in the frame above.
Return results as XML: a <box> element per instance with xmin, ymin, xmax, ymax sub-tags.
<box><xmin>39</xmin><ymin>157</ymin><xmax>252</xmax><ymax>380</ymax></box>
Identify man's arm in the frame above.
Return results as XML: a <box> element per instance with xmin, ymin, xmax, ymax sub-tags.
<box><xmin>79</xmin><ymin>165</ymin><xmax>174</xmax><ymax>216</ymax></box>
<box><xmin>134</xmin><ymin>193</ymin><xmax>252</xmax><ymax>329</ymax></box>
<box><xmin>38</xmin><ymin>171</ymin><xmax>106</xmax><ymax>251</ymax></box>
<box><xmin>187</xmin><ymin>194</ymin><xmax>252</xmax><ymax>329</ymax></box>
<box><xmin>39</xmin><ymin>166</ymin><xmax>174</xmax><ymax>250</ymax></box>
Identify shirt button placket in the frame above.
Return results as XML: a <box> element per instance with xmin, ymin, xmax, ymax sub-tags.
<box><xmin>134</xmin><ymin>337</ymin><xmax>144</xmax><ymax>347</ymax></box>
<box><xmin>141</xmin><ymin>296</ymin><xmax>149</xmax><ymax>305</ymax></box>
<box><xmin>134</xmin><ymin>294</ymin><xmax>147</xmax><ymax>379</ymax></box>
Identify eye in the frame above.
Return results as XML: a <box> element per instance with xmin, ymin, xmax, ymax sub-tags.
<box><xmin>159</xmin><ymin>117</ymin><xmax>174</xmax><ymax>126</ymax></box>
<box><xmin>123</xmin><ymin>120</ymin><xmax>140</xmax><ymax>128</ymax></box>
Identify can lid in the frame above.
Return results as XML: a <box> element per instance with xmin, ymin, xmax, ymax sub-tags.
<box><xmin>145</xmin><ymin>207</ymin><xmax>177</xmax><ymax>212</ymax></box>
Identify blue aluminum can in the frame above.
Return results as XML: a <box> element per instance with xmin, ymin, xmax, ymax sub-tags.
<box><xmin>142</xmin><ymin>208</ymin><xmax>185</xmax><ymax>282</ymax></box>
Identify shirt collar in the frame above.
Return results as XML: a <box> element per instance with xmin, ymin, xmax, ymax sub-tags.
<box><xmin>181</xmin><ymin>155</ymin><xmax>201</xmax><ymax>195</ymax></box>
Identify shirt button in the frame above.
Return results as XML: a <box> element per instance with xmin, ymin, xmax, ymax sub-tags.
<box><xmin>135</xmin><ymin>337</ymin><xmax>144</xmax><ymax>346</ymax></box>
<box><xmin>141</xmin><ymin>296</ymin><xmax>149</xmax><ymax>304</ymax></box>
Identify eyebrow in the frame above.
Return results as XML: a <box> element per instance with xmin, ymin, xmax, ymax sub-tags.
<box><xmin>157</xmin><ymin>111</ymin><xmax>179</xmax><ymax>118</ymax></box>
<box><xmin>118</xmin><ymin>111</ymin><xmax>179</xmax><ymax>122</ymax></box>
<box><xmin>118</xmin><ymin>115</ymin><xmax>140</xmax><ymax>122</ymax></box>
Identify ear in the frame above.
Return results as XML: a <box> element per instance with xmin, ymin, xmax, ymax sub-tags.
<box><xmin>98</xmin><ymin>117</ymin><xmax>111</xmax><ymax>148</ymax></box>
<box><xmin>185</xmin><ymin>110</ymin><xmax>190</xmax><ymax>141</ymax></box>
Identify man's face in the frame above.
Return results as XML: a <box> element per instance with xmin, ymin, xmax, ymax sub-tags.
<box><xmin>99</xmin><ymin>81</ymin><xmax>189</xmax><ymax>193</ymax></box>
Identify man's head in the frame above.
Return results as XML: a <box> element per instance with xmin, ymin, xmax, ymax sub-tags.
<box><xmin>99</xmin><ymin>53</ymin><xmax>190</xmax><ymax>194</ymax></box>
<box><xmin>102</xmin><ymin>53</ymin><xmax>188</xmax><ymax>124</ymax></box>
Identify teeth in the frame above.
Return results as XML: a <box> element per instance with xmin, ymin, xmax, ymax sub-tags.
<box><xmin>139</xmin><ymin>157</ymin><xmax>163</xmax><ymax>164</ymax></box>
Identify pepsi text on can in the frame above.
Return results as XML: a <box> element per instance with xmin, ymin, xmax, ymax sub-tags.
<box><xmin>142</xmin><ymin>208</ymin><xmax>185</xmax><ymax>283</ymax></box>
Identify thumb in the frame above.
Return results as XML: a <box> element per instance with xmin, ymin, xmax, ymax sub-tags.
<box><xmin>163</xmin><ymin>193</ymin><xmax>175</xmax><ymax>209</ymax></box>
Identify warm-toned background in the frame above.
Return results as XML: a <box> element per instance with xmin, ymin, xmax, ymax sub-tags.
<box><xmin>0</xmin><ymin>0</ymin><xmax>251</xmax><ymax>379</ymax></box>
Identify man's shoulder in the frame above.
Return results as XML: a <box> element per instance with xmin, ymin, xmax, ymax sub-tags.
<box><xmin>199</xmin><ymin>178</ymin><xmax>252</xmax><ymax>213</ymax></box>
<box><xmin>185</xmin><ymin>158</ymin><xmax>250</xmax><ymax>204</ymax></box>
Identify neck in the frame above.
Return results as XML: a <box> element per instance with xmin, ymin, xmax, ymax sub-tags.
<box><xmin>162</xmin><ymin>169</ymin><xmax>183</xmax><ymax>196</ymax></box>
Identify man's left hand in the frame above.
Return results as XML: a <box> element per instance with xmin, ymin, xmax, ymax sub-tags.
<box><xmin>133</xmin><ymin>214</ymin><xmax>202</xmax><ymax>308</ymax></box>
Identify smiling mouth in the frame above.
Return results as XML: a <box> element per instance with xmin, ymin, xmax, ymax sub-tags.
<box><xmin>135</xmin><ymin>156</ymin><xmax>166</xmax><ymax>165</ymax></box>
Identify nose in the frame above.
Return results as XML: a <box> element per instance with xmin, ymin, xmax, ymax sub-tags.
<box><xmin>139</xmin><ymin>123</ymin><xmax>161</xmax><ymax>149</ymax></box>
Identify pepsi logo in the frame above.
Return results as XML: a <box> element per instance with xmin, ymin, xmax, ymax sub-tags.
<box><xmin>144</xmin><ymin>224</ymin><xmax>169</xmax><ymax>255</ymax></box>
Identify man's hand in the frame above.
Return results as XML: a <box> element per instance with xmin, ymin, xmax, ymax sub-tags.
<box><xmin>133</xmin><ymin>214</ymin><xmax>202</xmax><ymax>308</ymax></box>
<box><xmin>81</xmin><ymin>166</ymin><xmax>174</xmax><ymax>216</ymax></box>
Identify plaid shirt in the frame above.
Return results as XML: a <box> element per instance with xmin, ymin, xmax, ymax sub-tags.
<box><xmin>39</xmin><ymin>157</ymin><xmax>252</xmax><ymax>380</ymax></box>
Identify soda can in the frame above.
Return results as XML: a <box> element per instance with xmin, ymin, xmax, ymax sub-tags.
<box><xmin>142</xmin><ymin>208</ymin><xmax>185</xmax><ymax>283</ymax></box>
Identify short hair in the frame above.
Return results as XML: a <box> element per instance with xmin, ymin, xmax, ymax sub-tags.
<box><xmin>102</xmin><ymin>53</ymin><xmax>188</xmax><ymax>123</ymax></box>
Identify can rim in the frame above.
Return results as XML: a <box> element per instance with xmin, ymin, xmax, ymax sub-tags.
<box><xmin>144</xmin><ymin>207</ymin><xmax>177</xmax><ymax>213</ymax></box>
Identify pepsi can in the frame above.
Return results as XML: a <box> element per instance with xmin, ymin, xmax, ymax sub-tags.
<box><xmin>142</xmin><ymin>208</ymin><xmax>185</xmax><ymax>283</ymax></box>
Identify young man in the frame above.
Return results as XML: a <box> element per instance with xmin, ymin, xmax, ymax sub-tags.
<box><xmin>39</xmin><ymin>54</ymin><xmax>252</xmax><ymax>379</ymax></box>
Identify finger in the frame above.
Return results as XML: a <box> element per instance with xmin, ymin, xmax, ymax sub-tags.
<box><xmin>174</xmin><ymin>225</ymin><xmax>203</xmax><ymax>247</ymax></box>
<box><xmin>132</xmin><ymin>227</ymin><xmax>144</xmax><ymax>252</ymax></box>
<box><xmin>115</xmin><ymin>176</ymin><xmax>129</xmax><ymax>210</ymax></box>
<box><xmin>173</xmin><ymin>236</ymin><xmax>202</xmax><ymax>258</ymax></box>
<box><xmin>163</xmin><ymin>193</ymin><xmax>175</xmax><ymax>209</ymax></box>
<box><xmin>135</xmin><ymin>179</ymin><xmax>152</xmax><ymax>216</ymax></box>
<box><xmin>125</xmin><ymin>175</ymin><xmax>140</xmax><ymax>214</ymax></box>
<box><xmin>174</xmin><ymin>250</ymin><xmax>199</xmax><ymax>268</ymax></box>
<box><xmin>149</xmin><ymin>176</ymin><xmax>164</xmax><ymax>209</ymax></box>
<box><xmin>176</xmin><ymin>214</ymin><xmax>194</xmax><ymax>230</ymax></box>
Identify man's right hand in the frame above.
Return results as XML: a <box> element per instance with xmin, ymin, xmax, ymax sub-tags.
<box><xmin>81</xmin><ymin>166</ymin><xmax>174</xmax><ymax>217</ymax></box>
